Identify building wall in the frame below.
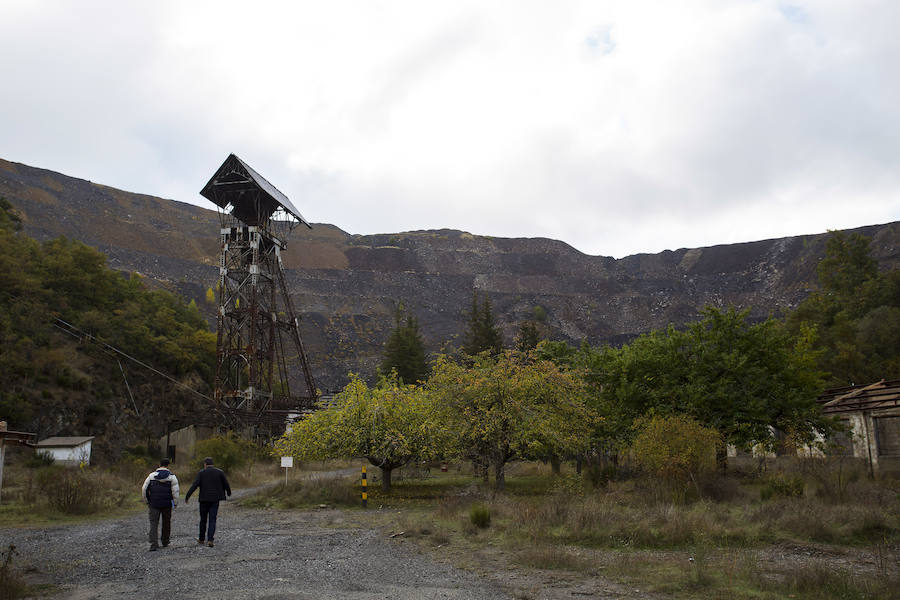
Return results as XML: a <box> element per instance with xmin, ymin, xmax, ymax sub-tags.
<box><xmin>158</xmin><ymin>425</ymin><xmax>214</xmax><ymax>465</ymax></box>
<box><xmin>38</xmin><ymin>442</ymin><xmax>92</xmax><ymax>466</ymax></box>
<box><xmin>836</xmin><ymin>408</ymin><xmax>900</xmax><ymax>476</ymax></box>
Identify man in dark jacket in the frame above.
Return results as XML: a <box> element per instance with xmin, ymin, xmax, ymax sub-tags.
<box><xmin>141</xmin><ymin>458</ymin><xmax>179</xmax><ymax>551</ymax></box>
<box><xmin>184</xmin><ymin>456</ymin><xmax>231</xmax><ymax>547</ymax></box>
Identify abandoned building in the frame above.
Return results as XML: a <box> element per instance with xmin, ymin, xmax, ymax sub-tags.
<box><xmin>818</xmin><ymin>379</ymin><xmax>900</xmax><ymax>476</ymax></box>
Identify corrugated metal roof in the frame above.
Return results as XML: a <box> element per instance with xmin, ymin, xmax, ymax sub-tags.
<box><xmin>36</xmin><ymin>436</ymin><xmax>95</xmax><ymax>447</ymax></box>
<box><xmin>199</xmin><ymin>153</ymin><xmax>311</xmax><ymax>228</ymax></box>
<box><xmin>818</xmin><ymin>379</ymin><xmax>900</xmax><ymax>414</ymax></box>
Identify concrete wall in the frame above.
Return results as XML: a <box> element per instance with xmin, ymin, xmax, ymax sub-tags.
<box><xmin>38</xmin><ymin>442</ymin><xmax>92</xmax><ymax>466</ymax></box>
<box><xmin>158</xmin><ymin>425</ymin><xmax>214</xmax><ymax>466</ymax></box>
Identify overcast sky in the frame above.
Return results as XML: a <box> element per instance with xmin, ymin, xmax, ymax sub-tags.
<box><xmin>1</xmin><ymin>1</ymin><xmax>898</xmax><ymax>258</ymax></box>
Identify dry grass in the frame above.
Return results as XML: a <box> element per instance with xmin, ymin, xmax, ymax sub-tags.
<box><xmin>321</xmin><ymin>460</ymin><xmax>900</xmax><ymax>600</ymax></box>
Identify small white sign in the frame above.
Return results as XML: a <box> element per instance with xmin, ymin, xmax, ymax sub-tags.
<box><xmin>281</xmin><ymin>456</ymin><xmax>294</xmax><ymax>468</ymax></box>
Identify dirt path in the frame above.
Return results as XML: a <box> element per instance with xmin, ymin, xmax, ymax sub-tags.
<box><xmin>1</xmin><ymin>480</ymin><xmax>667</xmax><ymax>600</ymax></box>
<box><xmin>3</xmin><ymin>499</ymin><xmax>513</xmax><ymax>599</ymax></box>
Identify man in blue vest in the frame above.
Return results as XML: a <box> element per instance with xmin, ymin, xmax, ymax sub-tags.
<box><xmin>184</xmin><ymin>456</ymin><xmax>231</xmax><ymax>547</ymax></box>
<box><xmin>141</xmin><ymin>458</ymin><xmax>180</xmax><ymax>551</ymax></box>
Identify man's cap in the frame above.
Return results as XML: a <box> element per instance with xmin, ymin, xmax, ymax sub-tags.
<box><xmin>204</xmin><ymin>457</ymin><xmax>214</xmax><ymax>465</ymax></box>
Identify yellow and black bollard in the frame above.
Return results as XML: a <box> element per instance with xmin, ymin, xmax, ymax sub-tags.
<box><xmin>362</xmin><ymin>465</ymin><xmax>367</xmax><ymax>508</ymax></box>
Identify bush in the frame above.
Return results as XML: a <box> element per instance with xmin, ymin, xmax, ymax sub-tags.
<box><xmin>631</xmin><ymin>414</ymin><xmax>721</xmax><ymax>502</ymax></box>
<box><xmin>35</xmin><ymin>467</ymin><xmax>102</xmax><ymax>515</ymax></box>
<box><xmin>193</xmin><ymin>433</ymin><xmax>258</xmax><ymax>472</ymax></box>
<box><xmin>760</xmin><ymin>472</ymin><xmax>804</xmax><ymax>501</ymax></box>
<box><xmin>470</xmin><ymin>503</ymin><xmax>491</xmax><ymax>529</ymax></box>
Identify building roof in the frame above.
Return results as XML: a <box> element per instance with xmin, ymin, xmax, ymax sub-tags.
<box><xmin>0</xmin><ymin>430</ymin><xmax>36</xmax><ymax>446</ymax></box>
<box><xmin>35</xmin><ymin>436</ymin><xmax>95</xmax><ymax>447</ymax></box>
<box><xmin>818</xmin><ymin>379</ymin><xmax>900</xmax><ymax>414</ymax></box>
<box><xmin>199</xmin><ymin>153</ymin><xmax>311</xmax><ymax>228</ymax></box>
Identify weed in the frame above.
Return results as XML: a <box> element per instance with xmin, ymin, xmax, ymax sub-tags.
<box><xmin>470</xmin><ymin>503</ymin><xmax>491</xmax><ymax>529</ymax></box>
<box><xmin>0</xmin><ymin>544</ymin><xmax>27</xmax><ymax>600</ymax></box>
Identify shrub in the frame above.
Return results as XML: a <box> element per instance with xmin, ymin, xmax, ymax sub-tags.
<box><xmin>35</xmin><ymin>467</ymin><xmax>102</xmax><ymax>515</ymax></box>
<box><xmin>193</xmin><ymin>433</ymin><xmax>258</xmax><ymax>472</ymax></box>
<box><xmin>470</xmin><ymin>503</ymin><xmax>491</xmax><ymax>529</ymax></box>
<box><xmin>760</xmin><ymin>472</ymin><xmax>804</xmax><ymax>501</ymax></box>
<box><xmin>631</xmin><ymin>414</ymin><xmax>721</xmax><ymax>502</ymax></box>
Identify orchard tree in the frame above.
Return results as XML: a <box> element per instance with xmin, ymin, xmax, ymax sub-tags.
<box><xmin>379</xmin><ymin>305</ymin><xmax>429</xmax><ymax>384</ymax></box>
<box><xmin>275</xmin><ymin>374</ymin><xmax>450</xmax><ymax>491</ymax></box>
<box><xmin>428</xmin><ymin>352</ymin><xmax>595</xmax><ymax>490</ymax></box>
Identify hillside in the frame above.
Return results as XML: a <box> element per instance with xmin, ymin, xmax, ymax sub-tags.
<box><xmin>2</xmin><ymin>157</ymin><xmax>898</xmax><ymax>391</ymax></box>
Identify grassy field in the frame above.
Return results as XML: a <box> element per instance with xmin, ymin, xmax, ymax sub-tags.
<box><xmin>247</xmin><ymin>459</ymin><xmax>900</xmax><ymax>600</ymax></box>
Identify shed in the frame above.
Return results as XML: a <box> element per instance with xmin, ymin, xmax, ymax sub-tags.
<box><xmin>36</xmin><ymin>436</ymin><xmax>95</xmax><ymax>466</ymax></box>
<box><xmin>818</xmin><ymin>379</ymin><xmax>900</xmax><ymax>476</ymax></box>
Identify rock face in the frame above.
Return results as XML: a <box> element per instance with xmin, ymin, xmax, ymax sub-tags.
<box><xmin>2</xmin><ymin>157</ymin><xmax>898</xmax><ymax>391</ymax></box>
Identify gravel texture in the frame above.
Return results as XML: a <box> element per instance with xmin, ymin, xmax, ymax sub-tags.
<box><xmin>1</xmin><ymin>487</ymin><xmax>513</xmax><ymax>599</ymax></box>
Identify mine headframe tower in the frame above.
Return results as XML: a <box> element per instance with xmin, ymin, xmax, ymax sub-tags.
<box><xmin>200</xmin><ymin>154</ymin><xmax>317</xmax><ymax>430</ymax></box>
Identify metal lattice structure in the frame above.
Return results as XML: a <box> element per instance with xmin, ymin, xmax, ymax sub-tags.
<box><xmin>200</xmin><ymin>154</ymin><xmax>317</xmax><ymax>428</ymax></box>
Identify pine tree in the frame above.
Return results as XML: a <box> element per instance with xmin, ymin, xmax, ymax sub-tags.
<box><xmin>462</xmin><ymin>292</ymin><xmax>503</xmax><ymax>357</ymax></box>
<box><xmin>379</xmin><ymin>306</ymin><xmax>429</xmax><ymax>384</ymax></box>
<box><xmin>514</xmin><ymin>320</ymin><xmax>542</xmax><ymax>353</ymax></box>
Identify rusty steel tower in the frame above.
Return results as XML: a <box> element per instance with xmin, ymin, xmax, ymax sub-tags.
<box><xmin>200</xmin><ymin>154</ymin><xmax>317</xmax><ymax>427</ymax></box>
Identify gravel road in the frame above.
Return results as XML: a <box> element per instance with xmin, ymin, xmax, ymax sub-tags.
<box><xmin>1</xmin><ymin>485</ymin><xmax>513</xmax><ymax>599</ymax></box>
<box><xmin>1</xmin><ymin>475</ymin><xmax>670</xmax><ymax>600</ymax></box>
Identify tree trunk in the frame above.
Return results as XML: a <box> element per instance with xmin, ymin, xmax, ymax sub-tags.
<box><xmin>381</xmin><ymin>465</ymin><xmax>393</xmax><ymax>492</ymax></box>
<box><xmin>716</xmin><ymin>441</ymin><xmax>728</xmax><ymax>476</ymax></box>
<box><xmin>576</xmin><ymin>456</ymin><xmax>583</xmax><ymax>475</ymax></box>
<box><xmin>493</xmin><ymin>460</ymin><xmax>506</xmax><ymax>491</ymax></box>
<box><xmin>550</xmin><ymin>456</ymin><xmax>561</xmax><ymax>475</ymax></box>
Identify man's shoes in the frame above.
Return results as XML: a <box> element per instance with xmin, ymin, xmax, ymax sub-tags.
<box><xmin>207</xmin><ymin>541</ymin><xmax>214</xmax><ymax>547</ymax></box>
<box><xmin>149</xmin><ymin>545</ymin><xmax>159</xmax><ymax>552</ymax></box>
<box><xmin>197</xmin><ymin>539</ymin><xmax>205</xmax><ymax>545</ymax></box>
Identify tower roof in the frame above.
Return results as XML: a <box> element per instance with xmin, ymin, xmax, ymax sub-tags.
<box><xmin>200</xmin><ymin>153</ymin><xmax>311</xmax><ymax>228</ymax></box>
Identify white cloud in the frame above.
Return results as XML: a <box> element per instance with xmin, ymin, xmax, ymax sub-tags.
<box><xmin>0</xmin><ymin>0</ymin><xmax>897</xmax><ymax>257</ymax></box>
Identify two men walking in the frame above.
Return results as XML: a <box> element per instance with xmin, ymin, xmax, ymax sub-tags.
<box><xmin>142</xmin><ymin>456</ymin><xmax>231</xmax><ymax>551</ymax></box>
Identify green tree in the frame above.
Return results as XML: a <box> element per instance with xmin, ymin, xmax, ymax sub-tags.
<box><xmin>514</xmin><ymin>320</ymin><xmax>542</xmax><ymax>353</ymax></box>
<box><xmin>816</xmin><ymin>231</ymin><xmax>878</xmax><ymax>301</ymax></box>
<box><xmin>788</xmin><ymin>230</ymin><xmax>900</xmax><ymax>385</ymax></box>
<box><xmin>461</xmin><ymin>292</ymin><xmax>503</xmax><ymax>357</ymax></box>
<box><xmin>379</xmin><ymin>305</ymin><xmax>429</xmax><ymax>384</ymax></box>
<box><xmin>594</xmin><ymin>307</ymin><xmax>827</xmax><ymax>461</ymax></box>
<box><xmin>428</xmin><ymin>352</ymin><xmax>595</xmax><ymax>490</ymax></box>
<box><xmin>275</xmin><ymin>374</ymin><xmax>450</xmax><ymax>490</ymax></box>
<box><xmin>0</xmin><ymin>198</ymin><xmax>216</xmax><ymax>453</ymax></box>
